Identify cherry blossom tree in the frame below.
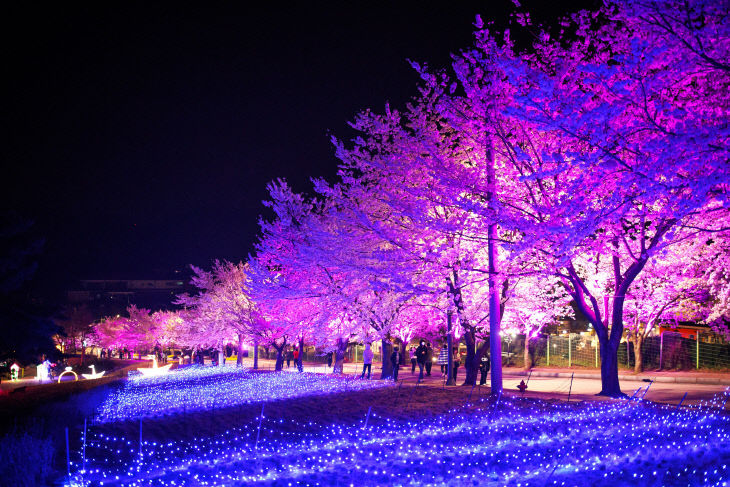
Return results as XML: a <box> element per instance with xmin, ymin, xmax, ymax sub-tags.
<box><xmin>176</xmin><ymin>261</ymin><xmax>263</xmax><ymax>366</ymax></box>
<box><xmin>500</xmin><ymin>275</ymin><xmax>571</xmax><ymax>371</ymax></box>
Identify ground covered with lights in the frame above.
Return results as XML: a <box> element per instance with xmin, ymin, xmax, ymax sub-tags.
<box><xmin>63</xmin><ymin>367</ymin><xmax>730</xmax><ymax>486</ymax></box>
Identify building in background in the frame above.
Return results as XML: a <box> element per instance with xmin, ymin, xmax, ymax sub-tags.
<box><xmin>67</xmin><ymin>270</ymin><xmax>193</xmax><ymax>319</ymax></box>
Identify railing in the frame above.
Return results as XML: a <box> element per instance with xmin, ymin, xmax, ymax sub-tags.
<box><xmin>503</xmin><ymin>333</ymin><xmax>730</xmax><ymax>371</ymax></box>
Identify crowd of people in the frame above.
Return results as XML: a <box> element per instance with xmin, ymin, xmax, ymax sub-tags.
<box><xmin>365</xmin><ymin>341</ymin><xmax>491</xmax><ymax>384</ymax></box>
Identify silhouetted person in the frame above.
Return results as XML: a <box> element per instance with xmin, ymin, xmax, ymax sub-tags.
<box><xmin>361</xmin><ymin>343</ymin><xmax>373</xmax><ymax>379</ymax></box>
<box><xmin>390</xmin><ymin>346</ymin><xmax>401</xmax><ymax>381</ymax></box>
<box><xmin>425</xmin><ymin>343</ymin><xmax>433</xmax><ymax>376</ymax></box>
<box><xmin>415</xmin><ymin>340</ymin><xmax>428</xmax><ymax>381</ymax></box>
<box><xmin>479</xmin><ymin>354</ymin><xmax>490</xmax><ymax>385</ymax></box>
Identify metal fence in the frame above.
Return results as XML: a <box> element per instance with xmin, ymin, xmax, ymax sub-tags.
<box><xmin>502</xmin><ymin>333</ymin><xmax>730</xmax><ymax>371</ymax></box>
<box><xmin>255</xmin><ymin>332</ymin><xmax>729</xmax><ymax>372</ymax></box>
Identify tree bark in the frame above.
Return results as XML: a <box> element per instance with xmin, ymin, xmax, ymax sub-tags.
<box><xmin>462</xmin><ymin>329</ymin><xmax>478</xmax><ymax>386</ymax></box>
<box><xmin>599</xmin><ymin>339</ymin><xmax>622</xmax><ymax>396</ymax></box>
<box><xmin>333</xmin><ymin>338</ymin><xmax>347</xmax><ymax>374</ymax></box>
<box><xmin>273</xmin><ymin>341</ymin><xmax>286</xmax><ymax>371</ymax></box>
<box><xmin>237</xmin><ymin>333</ymin><xmax>244</xmax><ymax>367</ymax></box>
<box><xmin>380</xmin><ymin>338</ymin><xmax>393</xmax><ymax>379</ymax></box>
<box><xmin>253</xmin><ymin>336</ymin><xmax>259</xmax><ymax>370</ymax></box>
<box><xmin>632</xmin><ymin>336</ymin><xmax>644</xmax><ymax>373</ymax></box>
<box><xmin>524</xmin><ymin>337</ymin><xmax>532</xmax><ymax>371</ymax></box>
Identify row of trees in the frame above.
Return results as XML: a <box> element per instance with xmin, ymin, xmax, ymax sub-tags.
<box><xmin>248</xmin><ymin>0</ymin><xmax>728</xmax><ymax>397</ymax></box>
<box><xmin>83</xmin><ymin>0</ymin><xmax>728</xmax><ymax>397</ymax></box>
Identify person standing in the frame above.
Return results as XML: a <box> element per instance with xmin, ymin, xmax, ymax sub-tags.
<box><xmin>293</xmin><ymin>347</ymin><xmax>299</xmax><ymax>365</ymax></box>
<box><xmin>286</xmin><ymin>347</ymin><xmax>293</xmax><ymax>368</ymax></box>
<box><xmin>452</xmin><ymin>347</ymin><xmax>461</xmax><ymax>383</ymax></box>
<box><xmin>361</xmin><ymin>343</ymin><xmax>374</xmax><ymax>379</ymax></box>
<box><xmin>479</xmin><ymin>354</ymin><xmax>491</xmax><ymax>385</ymax></box>
<box><xmin>425</xmin><ymin>343</ymin><xmax>433</xmax><ymax>376</ymax></box>
<box><xmin>415</xmin><ymin>340</ymin><xmax>428</xmax><ymax>382</ymax></box>
<box><xmin>410</xmin><ymin>347</ymin><xmax>417</xmax><ymax>374</ymax></box>
<box><xmin>390</xmin><ymin>346</ymin><xmax>401</xmax><ymax>381</ymax></box>
<box><xmin>438</xmin><ymin>345</ymin><xmax>449</xmax><ymax>375</ymax></box>
<box><xmin>326</xmin><ymin>351</ymin><xmax>333</xmax><ymax>368</ymax></box>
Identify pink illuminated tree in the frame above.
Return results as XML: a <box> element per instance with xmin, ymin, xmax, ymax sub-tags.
<box><xmin>176</xmin><ymin>261</ymin><xmax>266</xmax><ymax>366</ymax></box>
<box><xmin>500</xmin><ymin>275</ymin><xmax>571</xmax><ymax>371</ymax></box>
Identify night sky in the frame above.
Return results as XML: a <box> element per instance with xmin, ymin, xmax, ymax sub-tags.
<box><xmin>3</xmin><ymin>1</ymin><xmax>588</xmax><ymax>300</ymax></box>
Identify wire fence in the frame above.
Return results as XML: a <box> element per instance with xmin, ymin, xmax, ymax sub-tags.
<box><xmin>253</xmin><ymin>331</ymin><xmax>730</xmax><ymax>373</ymax></box>
<box><xmin>502</xmin><ymin>333</ymin><xmax>730</xmax><ymax>371</ymax></box>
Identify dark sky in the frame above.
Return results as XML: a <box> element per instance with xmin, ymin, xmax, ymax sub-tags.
<box><xmin>3</xmin><ymin>1</ymin><xmax>589</xmax><ymax>300</ymax></box>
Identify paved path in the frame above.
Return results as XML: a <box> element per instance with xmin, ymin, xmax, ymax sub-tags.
<box><xmin>262</xmin><ymin>358</ymin><xmax>729</xmax><ymax>406</ymax></box>
<box><xmin>3</xmin><ymin>356</ymin><xmax>727</xmax><ymax>407</ymax></box>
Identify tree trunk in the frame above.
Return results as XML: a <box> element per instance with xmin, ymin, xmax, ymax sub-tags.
<box><xmin>598</xmin><ymin>339</ymin><xmax>622</xmax><ymax>396</ymax></box>
<box><xmin>524</xmin><ymin>337</ymin><xmax>532</xmax><ymax>371</ymax></box>
<box><xmin>400</xmin><ymin>339</ymin><xmax>408</xmax><ymax>366</ymax></box>
<box><xmin>253</xmin><ymin>336</ymin><xmax>259</xmax><ymax>370</ymax></box>
<box><xmin>633</xmin><ymin>336</ymin><xmax>644</xmax><ymax>373</ymax></box>
<box><xmin>380</xmin><ymin>338</ymin><xmax>393</xmax><ymax>379</ymax></box>
<box><xmin>237</xmin><ymin>333</ymin><xmax>244</xmax><ymax>367</ymax></box>
<box><xmin>462</xmin><ymin>329</ymin><xmax>477</xmax><ymax>386</ymax></box>
<box><xmin>333</xmin><ymin>338</ymin><xmax>347</xmax><ymax>374</ymax></box>
<box><xmin>273</xmin><ymin>341</ymin><xmax>287</xmax><ymax>371</ymax></box>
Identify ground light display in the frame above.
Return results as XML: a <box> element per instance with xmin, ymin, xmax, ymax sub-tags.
<box><xmin>64</xmin><ymin>369</ymin><xmax>730</xmax><ymax>486</ymax></box>
<box><xmin>96</xmin><ymin>366</ymin><xmax>390</xmax><ymax>422</ymax></box>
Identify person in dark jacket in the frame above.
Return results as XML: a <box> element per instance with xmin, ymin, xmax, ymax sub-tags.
<box><xmin>390</xmin><ymin>346</ymin><xmax>401</xmax><ymax>381</ymax></box>
<box><xmin>415</xmin><ymin>341</ymin><xmax>428</xmax><ymax>381</ymax></box>
<box><xmin>286</xmin><ymin>347</ymin><xmax>293</xmax><ymax>368</ymax></box>
<box><xmin>479</xmin><ymin>354</ymin><xmax>490</xmax><ymax>385</ymax></box>
<box><xmin>425</xmin><ymin>343</ymin><xmax>433</xmax><ymax>376</ymax></box>
<box><xmin>452</xmin><ymin>347</ymin><xmax>460</xmax><ymax>382</ymax></box>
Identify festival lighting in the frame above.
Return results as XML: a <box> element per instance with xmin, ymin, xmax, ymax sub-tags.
<box><xmin>95</xmin><ymin>366</ymin><xmax>390</xmax><ymax>422</ymax></box>
<box><xmin>82</xmin><ymin>365</ymin><xmax>106</xmax><ymax>380</ymax></box>
<box><xmin>68</xmin><ymin>369</ymin><xmax>730</xmax><ymax>486</ymax></box>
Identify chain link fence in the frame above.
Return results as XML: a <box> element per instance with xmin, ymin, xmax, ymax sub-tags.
<box><xmin>255</xmin><ymin>332</ymin><xmax>729</xmax><ymax>372</ymax></box>
<box><xmin>502</xmin><ymin>332</ymin><xmax>730</xmax><ymax>371</ymax></box>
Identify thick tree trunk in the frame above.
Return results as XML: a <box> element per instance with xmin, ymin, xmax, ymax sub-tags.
<box><xmin>633</xmin><ymin>336</ymin><xmax>644</xmax><ymax>373</ymax></box>
<box><xmin>237</xmin><ymin>333</ymin><xmax>244</xmax><ymax>367</ymax></box>
<box><xmin>333</xmin><ymin>338</ymin><xmax>347</xmax><ymax>374</ymax></box>
<box><xmin>400</xmin><ymin>339</ymin><xmax>408</xmax><ymax>366</ymax></box>
<box><xmin>275</xmin><ymin>349</ymin><xmax>283</xmax><ymax>370</ymax></box>
<box><xmin>273</xmin><ymin>341</ymin><xmax>286</xmax><ymax>371</ymax></box>
<box><xmin>462</xmin><ymin>329</ymin><xmax>477</xmax><ymax>386</ymax></box>
<box><xmin>524</xmin><ymin>337</ymin><xmax>532</xmax><ymax>371</ymax></box>
<box><xmin>598</xmin><ymin>340</ymin><xmax>622</xmax><ymax>396</ymax></box>
<box><xmin>253</xmin><ymin>336</ymin><xmax>259</xmax><ymax>370</ymax></box>
<box><xmin>380</xmin><ymin>338</ymin><xmax>393</xmax><ymax>379</ymax></box>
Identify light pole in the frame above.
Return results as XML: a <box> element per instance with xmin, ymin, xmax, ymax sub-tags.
<box><xmin>446</xmin><ymin>309</ymin><xmax>456</xmax><ymax>386</ymax></box>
